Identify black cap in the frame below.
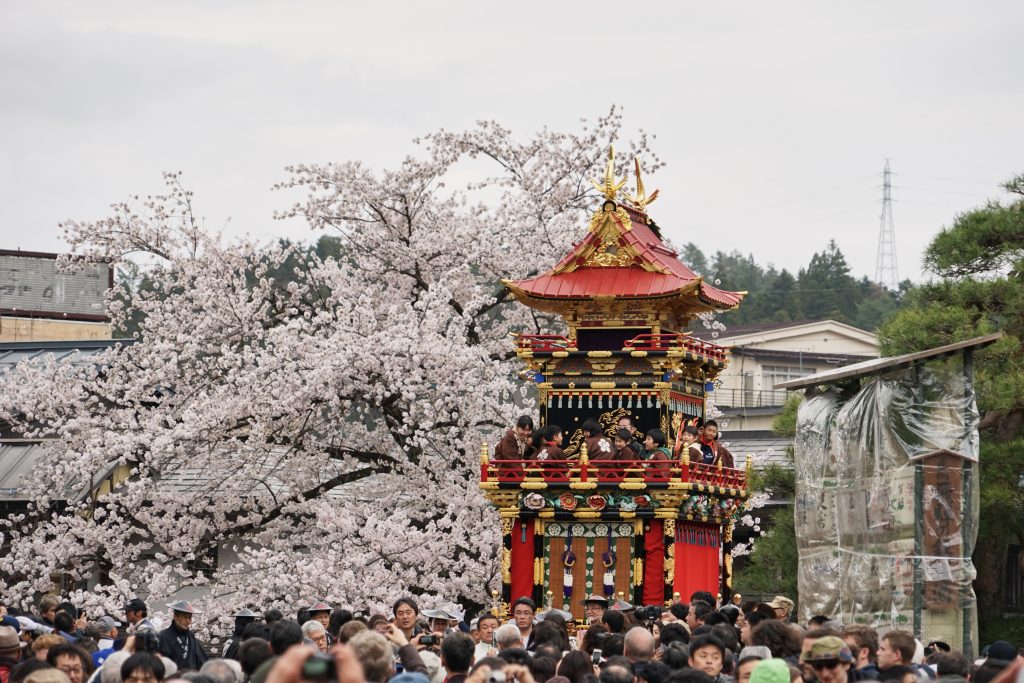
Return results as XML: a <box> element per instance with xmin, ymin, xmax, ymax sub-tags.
<box><xmin>123</xmin><ymin>598</ymin><xmax>147</xmax><ymax>612</ymax></box>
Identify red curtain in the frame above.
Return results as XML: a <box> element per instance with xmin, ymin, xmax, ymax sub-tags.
<box><xmin>673</xmin><ymin>523</ymin><xmax>721</xmax><ymax>600</ymax></box>
<box><xmin>510</xmin><ymin>519</ymin><xmax>535</xmax><ymax>602</ymax></box>
<box><xmin>643</xmin><ymin>519</ymin><xmax>664</xmax><ymax>605</ymax></box>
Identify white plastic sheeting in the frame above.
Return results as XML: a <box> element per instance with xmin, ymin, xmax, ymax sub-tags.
<box><xmin>793</xmin><ymin>358</ymin><xmax>978</xmax><ymax>654</ymax></box>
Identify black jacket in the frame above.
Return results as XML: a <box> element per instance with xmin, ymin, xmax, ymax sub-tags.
<box><xmin>159</xmin><ymin>623</ymin><xmax>209</xmax><ymax>672</ymax></box>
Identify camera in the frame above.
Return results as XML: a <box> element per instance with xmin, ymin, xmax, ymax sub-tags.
<box><xmin>635</xmin><ymin>605</ymin><xmax>663</xmax><ymax>623</ymax></box>
<box><xmin>420</xmin><ymin>634</ymin><xmax>440</xmax><ymax>646</ymax></box>
<box><xmin>592</xmin><ymin>648</ymin><xmax>603</xmax><ymax>666</ymax></box>
<box><xmin>487</xmin><ymin>672</ymin><xmax>506</xmax><ymax>683</ymax></box>
<box><xmin>302</xmin><ymin>653</ymin><xmax>336</xmax><ymax>681</ymax></box>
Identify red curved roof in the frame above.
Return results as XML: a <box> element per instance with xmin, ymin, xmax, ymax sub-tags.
<box><xmin>507</xmin><ymin>205</ymin><xmax>744</xmax><ymax>309</ymax></box>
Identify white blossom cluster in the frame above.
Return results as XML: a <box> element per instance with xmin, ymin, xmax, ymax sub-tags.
<box><xmin>0</xmin><ymin>109</ymin><xmax>661</xmax><ymax>634</ymax></box>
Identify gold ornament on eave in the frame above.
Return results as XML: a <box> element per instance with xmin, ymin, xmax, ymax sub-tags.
<box><xmin>590</xmin><ymin>146</ymin><xmax>629</xmax><ymax>201</ymax></box>
<box><xmin>624</xmin><ymin>158</ymin><xmax>659</xmax><ymax>211</ymax></box>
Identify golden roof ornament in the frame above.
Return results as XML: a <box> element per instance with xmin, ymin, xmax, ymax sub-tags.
<box><xmin>625</xmin><ymin>157</ymin><xmax>659</xmax><ymax>211</ymax></box>
<box><xmin>589</xmin><ymin>146</ymin><xmax>629</xmax><ymax>201</ymax></box>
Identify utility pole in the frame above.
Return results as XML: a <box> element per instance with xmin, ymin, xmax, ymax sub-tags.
<box><xmin>876</xmin><ymin>159</ymin><xmax>899</xmax><ymax>290</ymax></box>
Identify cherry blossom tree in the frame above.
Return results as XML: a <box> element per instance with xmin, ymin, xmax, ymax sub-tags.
<box><xmin>0</xmin><ymin>108</ymin><xmax>661</xmax><ymax>630</ymax></box>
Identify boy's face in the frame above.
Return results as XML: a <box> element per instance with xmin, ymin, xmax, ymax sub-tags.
<box><xmin>614</xmin><ymin>437</ymin><xmax>627</xmax><ymax>449</ymax></box>
<box><xmin>516</xmin><ymin>425</ymin><xmax>532</xmax><ymax>439</ymax></box>
<box><xmin>682</xmin><ymin>432</ymin><xmax>695</xmax><ymax>445</ymax></box>
<box><xmin>644</xmin><ymin>435</ymin><xmax>655</xmax><ymax>449</ymax></box>
<box><xmin>690</xmin><ymin>645</ymin><xmax>724</xmax><ymax>677</ymax></box>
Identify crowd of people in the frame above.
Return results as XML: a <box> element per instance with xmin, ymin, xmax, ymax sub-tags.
<box><xmin>1</xmin><ymin>591</ymin><xmax>1020</xmax><ymax>683</ymax></box>
<box><xmin>492</xmin><ymin>416</ymin><xmax>735</xmax><ymax>469</ymax></box>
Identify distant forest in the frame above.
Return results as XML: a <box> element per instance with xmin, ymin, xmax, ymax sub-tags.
<box><xmin>680</xmin><ymin>240</ymin><xmax>910</xmax><ymax>332</ymax></box>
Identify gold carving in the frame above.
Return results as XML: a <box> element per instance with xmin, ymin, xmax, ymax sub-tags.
<box><xmin>663</xmin><ymin>519</ymin><xmax>675</xmax><ymax>538</ymax></box>
<box><xmin>589</xmin><ymin>146</ymin><xmax>629</xmax><ymax>202</ymax></box>
<box><xmin>664</xmin><ymin>545</ymin><xmax>675</xmax><ymax>583</ymax></box>
<box><xmin>725</xmin><ymin>554</ymin><xmax>733</xmax><ymax>588</ymax></box>
<box><xmin>583</xmin><ymin>237</ymin><xmax>639</xmax><ymax>268</ymax></box>
<box><xmin>624</xmin><ymin>157</ymin><xmax>660</xmax><ymax>211</ymax></box>
<box><xmin>501</xmin><ymin>518</ymin><xmax>514</xmax><ymax>537</ymax></box>
<box><xmin>501</xmin><ymin>548</ymin><xmax>511</xmax><ymax>583</ymax></box>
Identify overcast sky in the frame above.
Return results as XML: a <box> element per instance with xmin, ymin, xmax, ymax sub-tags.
<box><xmin>2</xmin><ymin>1</ymin><xmax>1022</xmax><ymax>284</ymax></box>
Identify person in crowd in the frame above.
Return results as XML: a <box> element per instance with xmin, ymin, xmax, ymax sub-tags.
<box><xmin>533</xmin><ymin>426</ymin><xmax>565</xmax><ymax>465</ymax></box>
<box><xmin>36</xmin><ymin>600</ymin><xmax>59</xmax><ymax>630</ymax></box>
<box><xmin>675</xmin><ymin>426</ymin><xmax>702</xmax><ymax>462</ymax></box>
<box><xmin>494</xmin><ymin>415</ymin><xmax>535</xmax><ymax>462</ymax></box>
<box><xmin>555</xmin><ymin>651</ymin><xmax>593</xmax><ymax>683</ymax></box>
<box><xmin>220</xmin><ymin>609</ymin><xmax>258</xmax><ymax>660</ymax></box>
<box><xmin>644</xmin><ymin>429</ymin><xmax>672</xmax><ymax>478</ymax></box>
<box><xmin>698</xmin><ymin>420</ymin><xmax>734</xmax><ymax>468</ymax></box>
<box><xmin>249</xmin><ymin>620</ymin><xmax>302</xmax><ymax>683</ymax></box>
<box><xmin>582</xmin><ymin>420</ymin><xmax>614</xmax><ymax>461</ymax></box>
<box><xmin>199</xmin><ymin>659</ymin><xmax>243</xmax><ymax>683</ymax></box>
<box><xmin>31</xmin><ymin>636</ymin><xmax>64</xmax><ymax>664</ymax></box>
<box><xmin>305</xmin><ymin>603</ymin><xmax>332</xmax><ymax>636</ymax></box>
<box><xmin>300</xmin><ymin>621</ymin><xmax>329</xmax><ymax>654</ymax></box>
<box><xmin>750</xmin><ymin>622</ymin><xmax>801</xmax><ymax>661</ymax></box>
<box><xmin>510</xmin><ymin>599</ymin><xmax>537</xmax><ymax>652</ymax></box>
<box><xmin>616</xmin><ymin>416</ymin><xmax>646</xmax><ymax>459</ymax></box>
<box><xmin>122</xmin><ymin>601</ymin><xmax>153</xmax><ymax>636</ymax></box>
<box><xmin>158</xmin><ymin>602</ymin><xmax>208</xmax><ymax>672</ymax></box>
<box><xmin>927</xmin><ymin>651</ymin><xmax>969</xmax><ymax>683</ymax></box>
<box><xmin>0</xmin><ymin>625</ymin><xmax>25</xmax><ymax>683</ymax></box>
<box><xmin>392</xmin><ymin>599</ymin><xmax>422</xmax><ymax>642</ymax></box>
<box><xmin>236</xmin><ymin>639</ymin><xmax>271</xmax><ymax>682</ymax></box>
<box><xmin>735</xmin><ymin>656</ymin><xmax>765</xmax><ymax>683</ymax></box>
<box><xmin>876</xmin><ymin>631</ymin><xmax>915</xmax><ymax>671</ymax></box>
<box><xmin>91</xmin><ymin>618</ymin><xmax>120</xmax><ymax>668</ymax></box>
<box><xmin>51</xmin><ymin>616</ymin><xmax>76</xmax><ymax>645</ymax></box>
<box><xmin>46</xmin><ymin>644</ymin><xmax>93</xmax><ymax>683</ymax></box>
<box><xmin>612</xmin><ymin>430</ymin><xmax>639</xmax><ymax>461</ymax></box>
<box><xmin>765</xmin><ymin>598</ymin><xmax>794</xmax><ymax>623</ymax></box>
<box><xmin>422</xmin><ymin>603</ymin><xmax>464</xmax><ymax>636</ymax></box>
<box><xmin>119</xmin><ymin>653</ymin><xmax>164</xmax><ymax>683</ymax></box>
<box><xmin>841</xmin><ymin>625</ymin><xmax>880</xmax><ymax>679</ymax></box>
<box><xmin>624</xmin><ymin>627</ymin><xmax>656</xmax><ymax>663</ymax></box>
<box><xmin>688</xmin><ymin>634</ymin><xmax>727</xmax><ymax>681</ymax></box>
<box><xmin>740</xmin><ymin>615</ymin><xmax>769</xmax><ymax>648</ymax></box>
<box><xmin>473</xmin><ymin>615</ymin><xmax>499</xmax><ymax>663</ymax></box>
<box><xmin>493</xmin><ymin>625</ymin><xmax>523</xmax><ymax>654</ymax></box>
<box><xmin>440</xmin><ymin>632</ymin><xmax>475</xmax><ymax>683</ymax></box>
<box><xmin>603</xmin><ymin>612</ymin><xmax>625</xmax><ymax>636</ymax></box>
<box><xmin>351</xmin><ymin>628</ymin><xmax>427</xmax><ymax>683</ymax></box>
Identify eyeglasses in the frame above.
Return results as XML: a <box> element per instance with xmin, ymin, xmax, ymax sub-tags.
<box><xmin>810</xmin><ymin>660</ymin><xmax>841</xmax><ymax>670</ymax></box>
<box><xmin>58</xmin><ymin>667</ymin><xmax>84</xmax><ymax>675</ymax></box>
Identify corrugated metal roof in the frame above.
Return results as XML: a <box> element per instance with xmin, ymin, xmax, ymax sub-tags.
<box><xmin>0</xmin><ymin>339</ymin><xmax>131</xmax><ymax>375</ymax></box>
<box><xmin>0</xmin><ymin>442</ymin><xmax>49</xmax><ymax>500</ymax></box>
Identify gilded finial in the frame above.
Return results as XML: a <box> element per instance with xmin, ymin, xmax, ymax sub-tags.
<box><xmin>589</xmin><ymin>146</ymin><xmax>629</xmax><ymax>201</ymax></box>
<box><xmin>625</xmin><ymin>157</ymin><xmax>659</xmax><ymax>211</ymax></box>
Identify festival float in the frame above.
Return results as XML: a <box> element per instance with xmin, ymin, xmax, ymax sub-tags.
<box><xmin>479</xmin><ymin>149</ymin><xmax>754</xmax><ymax>620</ymax></box>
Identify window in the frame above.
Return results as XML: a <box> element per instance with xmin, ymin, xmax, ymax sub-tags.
<box><xmin>762</xmin><ymin>365</ymin><xmax>812</xmax><ymax>387</ymax></box>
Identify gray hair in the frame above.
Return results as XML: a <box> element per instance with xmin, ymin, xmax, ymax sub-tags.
<box><xmin>199</xmin><ymin>659</ymin><xmax>243</xmax><ymax>683</ymax></box>
<box><xmin>301</xmin><ymin>620</ymin><xmax>326</xmax><ymax>637</ymax></box>
<box><xmin>494</xmin><ymin>623</ymin><xmax>522</xmax><ymax>649</ymax></box>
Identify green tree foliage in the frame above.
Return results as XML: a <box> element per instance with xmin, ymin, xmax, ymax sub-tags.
<box><xmin>682</xmin><ymin>242</ymin><xmax>905</xmax><ymax>331</ymax></box>
<box><xmin>878</xmin><ymin>172</ymin><xmax>1024</xmax><ymax>626</ymax></box>
<box><xmin>734</xmin><ymin>394</ymin><xmax>801</xmax><ymax>599</ymax></box>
